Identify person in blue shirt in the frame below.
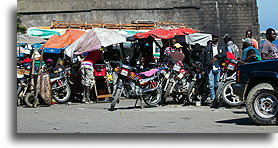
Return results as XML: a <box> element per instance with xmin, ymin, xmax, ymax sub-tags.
<box><xmin>241</xmin><ymin>38</ymin><xmax>261</xmax><ymax>60</ymax></box>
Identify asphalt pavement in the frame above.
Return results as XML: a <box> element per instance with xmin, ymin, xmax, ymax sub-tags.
<box><xmin>17</xmin><ymin>98</ymin><xmax>277</xmax><ymax>133</ymax></box>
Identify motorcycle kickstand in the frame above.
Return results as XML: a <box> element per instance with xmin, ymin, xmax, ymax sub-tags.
<box><xmin>134</xmin><ymin>97</ymin><xmax>143</xmax><ymax>110</ymax></box>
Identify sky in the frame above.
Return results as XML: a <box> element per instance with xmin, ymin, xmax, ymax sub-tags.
<box><xmin>257</xmin><ymin>0</ymin><xmax>278</xmax><ymax>31</ymax></box>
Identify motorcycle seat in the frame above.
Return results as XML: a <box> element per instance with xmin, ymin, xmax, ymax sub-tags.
<box><xmin>139</xmin><ymin>68</ymin><xmax>159</xmax><ymax>77</ymax></box>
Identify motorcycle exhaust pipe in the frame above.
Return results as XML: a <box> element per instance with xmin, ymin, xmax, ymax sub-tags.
<box><xmin>143</xmin><ymin>87</ymin><xmax>160</xmax><ymax>93</ymax></box>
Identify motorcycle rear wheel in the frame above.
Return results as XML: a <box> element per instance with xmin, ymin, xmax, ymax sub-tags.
<box><xmin>187</xmin><ymin>81</ymin><xmax>209</xmax><ymax>105</ymax></box>
<box><xmin>221</xmin><ymin>80</ymin><xmax>244</xmax><ymax>107</ymax></box>
<box><xmin>143</xmin><ymin>87</ymin><xmax>162</xmax><ymax>107</ymax></box>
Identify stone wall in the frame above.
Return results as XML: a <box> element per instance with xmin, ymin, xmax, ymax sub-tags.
<box><xmin>17</xmin><ymin>0</ymin><xmax>260</xmax><ymax>47</ymax></box>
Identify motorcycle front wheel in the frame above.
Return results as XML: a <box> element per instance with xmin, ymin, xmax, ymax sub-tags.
<box><xmin>52</xmin><ymin>82</ymin><xmax>71</xmax><ymax>103</ymax></box>
<box><xmin>109</xmin><ymin>84</ymin><xmax>123</xmax><ymax>111</ymax></box>
<box><xmin>24</xmin><ymin>92</ymin><xmax>39</xmax><ymax>108</ymax></box>
<box><xmin>172</xmin><ymin>92</ymin><xmax>186</xmax><ymax>104</ymax></box>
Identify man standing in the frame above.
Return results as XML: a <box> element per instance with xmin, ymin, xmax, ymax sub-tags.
<box><xmin>223</xmin><ymin>34</ymin><xmax>240</xmax><ymax>59</ymax></box>
<box><xmin>261</xmin><ymin>28</ymin><xmax>278</xmax><ymax>60</ymax></box>
<box><xmin>246</xmin><ymin>30</ymin><xmax>259</xmax><ymax>50</ymax></box>
<box><xmin>203</xmin><ymin>34</ymin><xmax>227</xmax><ymax>108</ymax></box>
<box><xmin>80</xmin><ymin>49</ymin><xmax>102</xmax><ymax>103</ymax></box>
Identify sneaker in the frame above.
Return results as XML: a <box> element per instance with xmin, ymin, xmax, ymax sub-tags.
<box><xmin>85</xmin><ymin>101</ymin><xmax>94</xmax><ymax>104</ymax></box>
<box><xmin>210</xmin><ymin>101</ymin><xmax>219</xmax><ymax>109</ymax></box>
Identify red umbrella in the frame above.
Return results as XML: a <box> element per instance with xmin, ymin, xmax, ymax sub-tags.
<box><xmin>133</xmin><ymin>27</ymin><xmax>198</xmax><ymax>39</ymax></box>
<box><xmin>169</xmin><ymin>27</ymin><xmax>199</xmax><ymax>35</ymax></box>
<box><xmin>149</xmin><ymin>29</ymin><xmax>175</xmax><ymax>39</ymax></box>
<box><xmin>133</xmin><ymin>32</ymin><xmax>150</xmax><ymax>39</ymax></box>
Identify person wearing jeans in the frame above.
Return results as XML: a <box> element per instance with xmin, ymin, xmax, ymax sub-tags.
<box><xmin>203</xmin><ymin>35</ymin><xmax>227</xmax><ymax>108</ymax></box>
<box><xmin>208</xmin><ymin>68</ymin><xmax>220</xmax><ymax>102</ymax></box>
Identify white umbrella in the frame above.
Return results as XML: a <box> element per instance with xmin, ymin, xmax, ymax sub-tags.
<box><xmin>94</xmin><ymin>28</ymin><xmax>126</xmax><ymax>47</ymax></box>
<box><xmin>65</xmin><ymin>29</ymin><xmax>101</xmax><ymax>58</ymax></box>
<box><xmin>65</xmin><ymin>28</ymin><xmax>126</xmax><ymax>58</ymax></box>
<box><xmin>185</xmin><ymin>33</ymin><xmax>212</xmax><ymax>46</ymax></box>
<box><xmin>17</xmin><ymin>34</ymin><xmax>46</xmax><ymax>44</ymax></box>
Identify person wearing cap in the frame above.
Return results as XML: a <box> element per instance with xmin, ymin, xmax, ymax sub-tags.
<box><xmin>173</xmin><ymin>43</ymin><xmax>183</xmax><ymax>53</ymax></box>
<box><xmin>223</xmin><ymin>34</ymin><xmax>240</xmax><ymax>59</ymax></box>
<box><xmin>168</xmin><ymin>43</ymin><xmax>185</xmax><ymax>64</ymax></box>
<box><xmin>203</xmin><ymin>34</ymin><xmax>227</xmax><ymax>109</ymax></box>
<box><xmin>261</xmin><ymin>28</ymin><xmax>278</xmax><ymax>60</ymax></box>
<box><xmin>43</xmin><ymin>59</ymin><xmax>55</xmax><ymax>74</ymax></box>
<box><xmin>246</xmin><ymin>30</ymin><xmax>259</xmax><ymax>49</ymax></box>
<box><xmin>241</xmin><ymin>38</ymin><xmax>261</xmax><ymax>61</ymax></box>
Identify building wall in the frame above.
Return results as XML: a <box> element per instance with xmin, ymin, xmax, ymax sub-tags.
<box><xmin>17</xmin><ymin>0</ymin><xmax>260</xmax><ymax>47</ymax></box>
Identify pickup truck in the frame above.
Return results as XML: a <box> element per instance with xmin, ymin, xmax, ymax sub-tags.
<box><xmin>232</xmin><ymin>59</ymin><xmax>278</xmax><ymax>125</ymax></box>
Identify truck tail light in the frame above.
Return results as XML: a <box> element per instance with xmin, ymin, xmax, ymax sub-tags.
<box><xmin>236</xmin><ymin>70</ymin><xmax>240</xmax><ymax>83</ymax></box>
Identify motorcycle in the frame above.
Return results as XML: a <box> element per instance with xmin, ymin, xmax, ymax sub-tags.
<box><xmin>186</xmin><ymin>70</ymin><xmax>209</xmax><ymax>105</ymax></box>
<box><xmin>17</xmin><ymin>65</ymin><xmax>31</xmax><ymax>106</ymax></box>
<box><xmin>161</xmin><ymin>61</ymin><xmax>190</xmax><ymax>104</ymax></box>
<box><xmin>109</xmin><ymin>63</ymin><xmax>163</xmax><ymax>111</ymax></box>
<box><xmin>215</xmin><ymin>58</ymin><xmax>244</xmax><ymax>107</ymax></box>
<box><xmin>50</xmin><ymin>68</ymin><xmax>73</xmax><ymax>103</ymax></box>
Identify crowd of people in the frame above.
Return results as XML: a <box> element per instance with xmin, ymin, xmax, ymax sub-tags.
<box><xmin>160</xmin><ymin>27</ymin><xmax>277</xmax><ymax>108</ymax></box>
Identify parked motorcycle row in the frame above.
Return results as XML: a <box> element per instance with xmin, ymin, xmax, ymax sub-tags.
<box><xmin>17</xmin><ymin>57</ymin><xmax>245</xmax><ymax>110</ymax></box>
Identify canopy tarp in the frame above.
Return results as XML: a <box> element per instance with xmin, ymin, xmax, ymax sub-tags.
<box><xmin>42</xmin><ymin>29</ymin><xmax>86</xmax><ymax>51</ymax></box>
<box><xmin>94</xmin><ymin>28</ymin><xmax>127</xmax><ymax>47</ymax></box>
<box><xmin>169</xmin><ymin>27</ymin><xmax>199</xmax><ymax>35</ymax></box>
<box><xmin>185</xmin><ymin>32</ymin><xmax>212</xmax><ymax>46</ymax></box>
<box><xmin>65</xmin><ymin>29</ymin><xmax>101</xmax><ymax>58</ymax></box>
<box><xmin>27</xmin><ymin>28</ymin><xmax>60</xmax><ymax>39</ymax></box>
<box><xmin>133</xmin><ymin>27</ymin><xmax>199</xmax><ymax>39</ymax></box>
<box><xmin>116</xmin><ymin>30</ymin><xmax>149</xmax><ymax>38</ymax></box>
<box><xmin>65</xmin><ymin>28</ymin><xmax>126</xmax><ymax>58</ymax></box>
<box><xmin>17</xmin><ymin>34</ymin><xmax>46</xmax><ymax>44</ymax></box>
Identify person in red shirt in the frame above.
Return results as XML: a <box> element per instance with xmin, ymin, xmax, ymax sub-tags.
<box><xmin>21</xmin><ymin>50</ymin><xmax>32</xmax><ymax>64</ymax></box>
<box><xmin>80</xmin><ymin>49</ymin><xmax>102</xmax><ymax>103</ymax></box>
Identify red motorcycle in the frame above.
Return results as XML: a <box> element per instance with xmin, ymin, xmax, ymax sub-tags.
<box><xmin>109</xmin><ymin>62</ymin><xmax>163</xmax><ymax>111</ymax></box>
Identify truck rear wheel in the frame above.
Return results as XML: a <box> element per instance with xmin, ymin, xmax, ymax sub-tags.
<box><xmin>246</xmin><ymin>83</ymin><xmax>277</xmax><ymax>125</ymax></box>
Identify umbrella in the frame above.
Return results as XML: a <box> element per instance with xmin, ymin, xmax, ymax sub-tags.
<box><xmin>185</xmin><ymin>33</ymin><xmax>212</xmax><ymax>46</ymax></box>
<box><xmin>65</xmin><ymin>29</ymin><xmax>101</xmax><ymax>58</ymax></box>
<box><xmin>169</xmin><ymin>27</ymin><xmax>199</xmax><ymax>35</ymax></box>
<box><xmin>94</xmin><ymin>28</ymin><xmax>126</xmax><ymax>47</ymax></box>
<box><xmin>27</xmin><ymin>28</ymin><xmax>60</xmax><ymax>39</ymax></box>
<box><xmin>133</xmin><ymin>27</ymin><xmax>199</xmax><ymax>39</ymax></box>
<box><xmin>17</xmin><ymin>34</ymin><xmax>46</xmax><ymax>44</ymax></box>
<box><xmin>65</xmin><ymin>28</ymin><xmax>126</xmax><ymax>58</ymax></box>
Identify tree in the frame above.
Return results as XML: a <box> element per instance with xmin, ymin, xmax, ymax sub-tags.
<box><xmin>17</xmin><ymin>13</ymin><xmax>27</xmax><ymax>34</ymax></box>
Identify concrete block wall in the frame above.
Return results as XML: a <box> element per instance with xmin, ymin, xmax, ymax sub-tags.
<box><xmin>18</xmin><ymin>0</ymin><xmax>260</xmax><ymax>48</ymax></box>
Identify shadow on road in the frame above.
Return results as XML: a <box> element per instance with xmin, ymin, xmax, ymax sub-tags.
<box><xmin>215</xmin><ymin>117</ymin><xmax>256</xmax><ymax>125</ymax></box>
<box><xmin>232</xmin><ymin>111</ymin><xmax>247</xmax><ymax>114</ymax></box>
<box><xmin>104</xmin><ymin>105</ymin><xmax>159</xmax><ymax>111</ymax></box>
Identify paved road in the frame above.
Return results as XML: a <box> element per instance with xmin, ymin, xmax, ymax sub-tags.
<box><xmin>17</xmin><ymin>98</ymin><xmax>277</xmax><ymax>133</ymax></box>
